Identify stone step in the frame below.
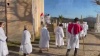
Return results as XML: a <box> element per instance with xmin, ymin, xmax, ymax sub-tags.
<box><xmin>47</xmin><ymin>24</ymin><xmax>54</xmax><ymax>32</ymax></box>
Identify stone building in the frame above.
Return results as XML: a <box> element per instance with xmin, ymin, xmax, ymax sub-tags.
<box><xmin>95</xmin><ymin>14</ymin><xmax>100</xmax><ymax>33</ymax></box>
<box><xmin>0</xmin><ymin>0</ymin><xmax>44</xmax><ymax>41</ymax></box>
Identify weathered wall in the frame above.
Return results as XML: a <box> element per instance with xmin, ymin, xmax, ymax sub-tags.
<box><xmin>32</xmin><ymin>0</ymin><xmax>44</xmax><ymax>37</ymax></box>
<box><xmin>0</xmin><ymin>0</ymin><xmax>44</xmax><ymax>42</ymax></box>
<box><xmin>7</xmin><ymin>0</ymin><xmax>33</xmax><ymax>42</ymax></box>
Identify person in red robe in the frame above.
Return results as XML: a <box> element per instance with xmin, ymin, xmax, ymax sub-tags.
<box><xmin>40</xmin><ymin>13</ymin><xmax>44</xmax><ymax>25</ymax></box>
<box><xmin>66</xmin><ymin>18</ymin><xmax>82</xmax><ymax>56</ymax></box>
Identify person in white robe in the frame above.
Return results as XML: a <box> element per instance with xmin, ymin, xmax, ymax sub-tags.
<box><xmin>0</xmin><ymin>22</ymin><xmax>9</xmax><ymax>56</ymax></box>
<box><xmin>39</xmin><ymin>24</ymin><xmax>50</xmax><ymax>53</ymax></box>
<box><xmin>55</xmin><ymin>24</ymin><xmax>64</xmax><ymax>47</ymax></box>
<box><xmin>40</xmin><ymin>13</ymin><xmax>45</xmax><ymax>24</ymax></box>
<box><xmin>62</xmin><ymin>23</ymin><xmax>67</xmax><ymax>28</ymax></box>
<box><xmin>45</xmin><ymin>14</ymin><xmax>51</xmax><ymax>24</ymax></box>
<box><xmin>64</xmin><ymin>23</ymin><xmax>67</xmax><ymax>28</ymax></box>
<box><xmin>20</xmin><ymin>26</ymin><xmax>32</xmax><ymax>56</ymax></box>
<box><xmin>84</xmin><ymin>22</ymin><xmax>88</xmax><ymax>37</ymax></box>
<box><xmin>66</xmin><ymin>18</ymin><xmax>82</xmax><ymax>56</ymax></box>
<box><xmin>80</xmin><ymin>21</ymin><xmax>85</xmax><ymax>38</ymax></box>
<box><xmin>66</xmin><ymin>23</ymin><xmax>69</xmax><ymax>36</ymax></box>
<box><xmin>62</xmin><ymin>23</ymin><xmax>65</xmax><ymax>28</ymax></box>
<box><xmin>80</xmin><ymin>22</ymin><xmax>88</xmax><ymax>38</ymax></box>
<box><xmin>66</xmin><ymin>23</ymin><xmax>71</xmax><ymax>45</ymax></box>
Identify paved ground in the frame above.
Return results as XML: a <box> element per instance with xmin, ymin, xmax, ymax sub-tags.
<box><xmin>8</xmin><ymin>33</ymin><xmax>100</xmax><ymax>56</ymax></box>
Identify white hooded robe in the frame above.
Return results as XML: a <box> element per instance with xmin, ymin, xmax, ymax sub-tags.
<box><xmin>45</xmin><ymin>15</ymin><xmax>51</xmax><ymax>24</ymax></box>
<box><xmin>20</xmin><ymin>30</ymin><xmax>32</xmax><ymax>54</ymax></box>
<box><xmin>39</xmin><ymin>27</ymin><xmax>50</xmax><ymax>48</ymax></box>
<box><xmin>0</xmin><ymin>27</ymin><xmax>8</xmax><ymax>56</ymax></box>
<box><xmin>80</xmin><ymin>22</ymin><xmax>88</xmax><ymax>37</ymax></box>
<box><xmin>55</xmin><ymin>26</ymin><xmax>64</xmax><ymax>46</ymax></box>
<box><xmin>84</xmin><ymin>22</ymin><xmax>88</xmax><ymax>36</ymax></box>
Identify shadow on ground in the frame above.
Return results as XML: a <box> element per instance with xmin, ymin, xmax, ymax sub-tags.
<box><xmin>8</xmin><ymin>52</ymin><xmax>19</xmax><ymax>56</ymax></box>
<box><xmin>98</xmin><ymin>53</ymin><xmax>100</xmax><ymax>56</ymax></box>
<box><xmin>7</xmin><ymin>41</ymin><xmax>20</xmax><ymax>56</ymax></box>
<box><xmin>32</xmin><ymin>51</ymin><xmax>65</xmax><ymax>56</ymax></box>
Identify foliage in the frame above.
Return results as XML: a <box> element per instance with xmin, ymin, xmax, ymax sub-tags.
<box><xmin>94</xmin><ymin>0</ymin><xmax>100</xmax><ymax>5</ymax></box>
<box><xmin>58</xmin><ymin>15</ymin><xmax>64</xmax><ymax>23</ymax></box>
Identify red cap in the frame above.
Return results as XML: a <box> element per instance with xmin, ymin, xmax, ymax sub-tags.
<box><xmin>40</xmin><ymin>13</ymin><xmax>44</xmax><ymax>16</ymax></box>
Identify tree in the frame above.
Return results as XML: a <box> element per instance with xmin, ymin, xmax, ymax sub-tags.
<box><xmin>94</xmin><ymin>0</ymin><xmax>100</xmax><ymax>5</ymax></box>
<box><xmin>58</xmin><ymin>15</ymin><xmax>64</xmax><ymax>23</ymax></box>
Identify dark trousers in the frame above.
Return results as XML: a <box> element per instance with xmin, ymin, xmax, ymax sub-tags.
<box><xmin>66</xmin><ymin>48</ymin><xmax>78</xmax><ymax>56</ymax></box>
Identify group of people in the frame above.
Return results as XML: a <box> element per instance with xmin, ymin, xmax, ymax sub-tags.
<box><xmin>39</xmin><ymin>17</ymin><xmax>88</xmax><ymax>56</ymax></box>
<box><xmin>0</xmin><ymin>17</ymin><xmax>88</xmax><ymax>56</ymax></box>
<box><xmin>40</xmin><ymin>13</ymin><xmax>51</xmax><ymax>25</ymax></box>
<box><xmin>66</xmin><ymin>18</ymin><xmax>88</xmax><ymax>56</ymax></box>
<box><xmin>0</xmin><ymin>22</ymin><xmax>32</xmax><ymax>56</ymax></box>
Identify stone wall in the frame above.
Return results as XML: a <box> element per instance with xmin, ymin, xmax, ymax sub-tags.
<box><xmin>95</xmin><ymin>14</ymin><xmax>100</xmax><ymax>33</ymax></box>
<box><xmin>32</xmin><ymin>0</ymin><xmax>44</xmax><ymax>37</ymax></box>
<box><xmin>0</xmin><ymin>0</ymin><xmax>44</xmax><ymax>42</ymax></box>
<box><xmin>7</xmin><ymin>0</ymin><xmax>33</xmax><ymax>42</ymax></box>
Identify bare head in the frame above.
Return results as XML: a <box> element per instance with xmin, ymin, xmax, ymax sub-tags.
<box><xmin>59</xmin><ymin>24</ymin><xmax>63</xmax><ymax>27</ymax></box>
<box><xmin>0</xmin><ymin>22</ymin><xmax>5</xmax><ymax>28</ymax></box>
<box><xmin>24</xmin><ymin>25</ymin><xmax>27</xmax><ymax>30</ymax></box>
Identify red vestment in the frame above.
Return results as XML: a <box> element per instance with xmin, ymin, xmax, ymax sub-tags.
<box><xmin>68</xmin><ymin>22</ymin><xmax>82</xmax><ymax>35</ymax></box>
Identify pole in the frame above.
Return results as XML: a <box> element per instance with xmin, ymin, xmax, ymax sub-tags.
<box><xmin>81</xmin><ymin>15</ymin><xmax>85</xmax><ymax>56</ymax></box>
<box><xmin>5</xmin><ymin>0</ymin><xmax>8</xmax><ymax>37</ymax></box>
<box><xmin>32</xmin><ymin>0</ymin><xmax>35</xmax><ymax>41</ymax></box>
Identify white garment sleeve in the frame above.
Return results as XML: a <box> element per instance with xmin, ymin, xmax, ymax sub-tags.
<box><xmin>87</xmin><ymin>25</ymin><xmax>89</xmax><ymax>30</ymax></box>
<box><xmin>0</xmin><ymin>28</ymin><xmax>7</xmax><ymax>42</ymax></box>
<box><xmin>47</xmin><ymin>30</ymin><xmax>50</xmax><ymax>40</ymax></box>
<box><xmin>24</xmin><ymin>31</ymin><xmax>31</xmax><ymax>44</ymax></box>
<box><xmin>22</xmin><ymin>31</ymin><xmax>28</xmax><ymax>45</ymax></box>
<box><xmin>0</xmin><ymin>33</ymin><xmax>7</xmax><ymax>42</ymax></box>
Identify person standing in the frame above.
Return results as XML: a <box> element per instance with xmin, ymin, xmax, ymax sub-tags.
<box><xmin>64</xmin><ymin>23</ymin><xmax>67</xmax><ymax>28</ymax></box>
<box><xmin>80</xmin><ymin>21</ymin><xmax>85</xmax><ymax>38</ymax></box>
<box><xmin>83</xmin><ymin>22</ymin><xmax>88</xmax><ymax>37</ymax></box>
<box><xmin>66</xmin><ymin>23</ymin><xmax>71</xmax><ymax>45</ymax></box>
<box><xmin>55</xmin><ymin>24</ymin><xmax>64</xmax><ymax>47</ymax></box>
<box><xmin>40</xmin><ymin>13</ymin><xmax>45</xmax><ymax>24</ymax></box>
<box><xmin>80</xmin><ymin>22</ymin><xmax>88</xmax><ymax>38</ymax></box>
<box><xmin>39</xmin><ymin>24</ymin><xmax>50</xmax><ymax>53</ymax></box>
<box><xmin>66</xmin><ymin>18</ymin><xmax>82</xmax><ymax>56</ymax></box>
<box><xmin>20</xmin><ymin>26</ymin><xmax>32</xmax><ymax>56</ymax></box>
<box><xmin>0</xmin><ymin>22</ymin><xmax>9</xmax><ymax>56</ymax></box>
<box><xmin>45</xmin><ymin>14</ymin><xmax>51</xmax><ymax>24</ymax></box>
